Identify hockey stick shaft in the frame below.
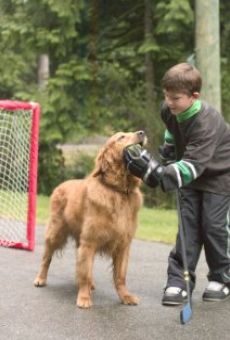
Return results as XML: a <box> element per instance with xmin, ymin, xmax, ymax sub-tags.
<box><xmin>176</xmin><ymin>190</ymin><xmax>192</xmax><ymax>324</ymax></box>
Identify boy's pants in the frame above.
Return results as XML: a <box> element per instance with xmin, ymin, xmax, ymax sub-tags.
<box><xmin>166</xmin><ymin>188</ymin><xmax>230</xmax><ymax>291</ymax></box>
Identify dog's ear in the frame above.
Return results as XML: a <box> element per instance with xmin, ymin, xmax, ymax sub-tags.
<box><xmin>92</xmin><ymin>141</ymin><xmax>118</xmax><ymax>177</ymax></box>
<box><xmin>92</xmin><ymin>146</ymin><xmax>107</xmax><ymax>177</ymax></box>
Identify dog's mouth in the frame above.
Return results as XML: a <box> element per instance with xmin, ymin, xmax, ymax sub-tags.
<box><xmin>138</xmin><ymin>135</ymin><xmax>147</xmax><ymax>147</ymax></box>
<box><xmin>138</xmin><ymin>141</ymin><xmax>144</xmax><ymax>147</ymax></box>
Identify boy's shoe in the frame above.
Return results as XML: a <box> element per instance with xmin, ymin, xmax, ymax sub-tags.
<box><xmin>162</xmin><ymin>287</ymin><xmax>187</xmax><ymax>306</ymax></box>
<box><xmin>202</xmin><ymin>281</ymin><xmax>230</xmax><ymax>302</ymax></box>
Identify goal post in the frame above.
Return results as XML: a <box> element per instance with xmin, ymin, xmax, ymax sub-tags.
<box><xmin>0</xmin><ymin>100</ymin><xmax>40</xmax><ymax>251</ymax></box>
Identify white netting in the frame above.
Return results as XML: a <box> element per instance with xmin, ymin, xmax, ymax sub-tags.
<box><xmin>0</xmin><ymin>109</ymin><xmax>32</xmax><ymax>245</ymax></box>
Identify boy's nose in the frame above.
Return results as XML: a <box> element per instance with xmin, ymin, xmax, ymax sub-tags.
<box><xmin>165</xmin><ymin>97</ymin><xmax>172</xmax><ymax>106</ymax></box>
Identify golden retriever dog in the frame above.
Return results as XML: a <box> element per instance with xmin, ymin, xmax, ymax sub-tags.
<box><xmin>34</xmin><ymin>130</ymin><xmax>146</xmax><ymax>308</ymax></box>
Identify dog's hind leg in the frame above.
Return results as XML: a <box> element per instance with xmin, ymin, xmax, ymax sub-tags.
<box><xmin>113</xmin><ymin>244</ymin><xmax>139</xmax><ymax>305</ymax></box>
<box><xmin>76</xmin><ymin>242</ymin><xmax>96</xmax><ymax>308</ymax></box>
<box><xmin>34</xmin><ymin>219</ymin><xmax>68</xmax><ymax>287</ymax></box>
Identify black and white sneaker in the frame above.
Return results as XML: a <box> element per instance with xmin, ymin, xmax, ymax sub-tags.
<box><xmin>162</xmin><ymin>287</ymin><xmax>187</xmax><ymax>306</ymax></box>
<box><xmin>202</xmin><ymin>281</ymin><xmax>230</xmax><ymax>302</ymax></box>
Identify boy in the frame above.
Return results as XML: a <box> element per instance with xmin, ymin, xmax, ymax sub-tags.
<box><xmin>124</xmin><ymin>63</ymin><xmax>230</xmax><ymax>305</ymax></box>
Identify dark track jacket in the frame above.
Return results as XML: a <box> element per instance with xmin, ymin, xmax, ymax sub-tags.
<box><xmin>160</xmin><ymin>100</ymin><xmax>230</xmax><ymax>195</ymax></box>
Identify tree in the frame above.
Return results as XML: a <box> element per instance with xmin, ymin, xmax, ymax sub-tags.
<box><xmin>220</xmin><ymin>0</ymin><xmax>230</xmax><ymax>121</ymax></box>
<box><xmin>195</xmin><ymin>0</ymin><xmax>221</xmax><ymax>112</ymax></box>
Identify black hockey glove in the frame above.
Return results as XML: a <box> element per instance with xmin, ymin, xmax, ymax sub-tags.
<box><xmin>158</xmin><ymin>143</ymin><xmax>175</xmax><ymax>165</ymax></box>
<box><xmin>123</xmin><ymin>144</ymin><xmax>164</xmax><ymax>188</ymax></box>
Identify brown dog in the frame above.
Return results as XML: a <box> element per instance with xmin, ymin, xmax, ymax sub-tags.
<box><xmin>34</xmin><ymin>131</ymin><xmax>146</xmax><ymax>308</ymax></box>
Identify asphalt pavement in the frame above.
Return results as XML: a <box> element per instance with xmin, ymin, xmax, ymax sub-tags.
<box><xmin>1</xmin><ymin>225</ymin><xmax>230</xmax><ymax>340</ymax></box>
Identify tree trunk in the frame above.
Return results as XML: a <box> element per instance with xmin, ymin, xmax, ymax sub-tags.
<box><xmin>38</xmin><ymin>54</ymin><xmax>50</xmax><ymax>90</ymax></box>
<box><xmin>89</xmin><ymin>0</ymin><xmax>99</xmax><ymax>129</ymax></box>
<box><xmin>195</xmin><ymin>0</ymin><xmax>221</xmax><ymax>112</ymax></box>
<box><xmin>144</xmin><ymin>0</ymin><xmax>156</xmax><ymax>149</ymax></box>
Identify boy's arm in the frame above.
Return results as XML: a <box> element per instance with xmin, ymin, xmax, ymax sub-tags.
<box><xmin>123</xmin><ymin>145</ymin><xmax>191</xmax><ymax>191</ymax></box>
<box><xmin>124</xmin><ymin>121</ymin><xmax>218</xmax><ymax>192</ymax></box>
<box><xmin>159</xmin><ymin>129</ymin><xmax>176</xmax><ymax>165</ymax></box>
<box><xmin>123</xmin><ymin>145</ymin><xmax>165</xmax><ymax>188</ymax></box>
<box><xmin>159</xmin><ymin>102</ymin><xmax>176</xmax><ymax>165</ymax></box>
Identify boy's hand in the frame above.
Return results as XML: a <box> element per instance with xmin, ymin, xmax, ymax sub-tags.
<box><xmin>123</xmin><ymin>144</ymin><xmax>164</xmax><ymax>188</ymax></box>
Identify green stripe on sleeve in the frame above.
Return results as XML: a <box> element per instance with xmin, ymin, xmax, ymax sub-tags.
<box><xmin>176</xmin><ymin>160</ymin><xmax>194</xmax><ymax>185</ymax></box>
<box><xmin>164</xmin><ymin>129</ymin><xmax>174</xmax><ymax>144</ymax></box>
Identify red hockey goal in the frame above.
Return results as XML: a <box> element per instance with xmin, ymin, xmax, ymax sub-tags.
<box><xmin>0</xmin><ymin>100</ymin><xmax>40</xmax><ymax>250</ymax></box>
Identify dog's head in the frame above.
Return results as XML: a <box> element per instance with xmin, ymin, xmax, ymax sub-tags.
<box><xmin>105</xmin><ymin>130</ymin><xmax>146</xmax><ymax>149</ymax></box>
<box><xmin>92</xmin><ymin>131</ymin><xmax>147</xmax><ymax>190</ymax></box>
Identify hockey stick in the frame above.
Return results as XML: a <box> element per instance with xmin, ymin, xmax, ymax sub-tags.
<box><xmin>176</xmin><ymin>189</ymin><xmax>192</xmax><ymax>325</ymax></box>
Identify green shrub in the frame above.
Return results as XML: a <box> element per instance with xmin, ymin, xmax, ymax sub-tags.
<box><xmin>38</xmin><ymin>143</ymin><xmax>65</xmax><ymax>195</ymax></box>
<box><xmin>63</xmin><ymin>152</ymin><xmax>95</xmax><ymax>180</ymax></box>
<box><xmin>38</xmin><ymin>146</ymin><xmax>96</xmax><ymax>196</ymax></box>
<box><xmin>142</xmin><ymin>184</ymin><xmax>176</xmax><ymax>209</ymax></box>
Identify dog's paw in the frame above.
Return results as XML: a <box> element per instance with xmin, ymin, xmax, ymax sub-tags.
<box><xmin>34</xmin><ymin>277</ymin><xmax>47</xmax><ymax>287</ymax></box>
<box><xmin>121</xmin><ymin>294</ymin><xmax>140</xmax><ymax>305</ymax></box>
<box><xmin>76</xmin><ymin>295</ymin><xmax>93</xmax><ymax>309</ymax></box>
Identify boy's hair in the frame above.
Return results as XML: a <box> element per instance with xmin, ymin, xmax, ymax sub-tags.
<box><xmin>162</xmin><ymin>63</ymin><xmax>202</xmax><ymax>95</ymax></box>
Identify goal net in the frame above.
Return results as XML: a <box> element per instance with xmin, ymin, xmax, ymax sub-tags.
<box><xmin>0</xmin><ymin>100</ymin><xmax>40</xmax><ymax>251</ymax></box>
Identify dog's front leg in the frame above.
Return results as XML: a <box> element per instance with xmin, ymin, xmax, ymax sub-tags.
<box><xmin>34</xmin><ymin>239</ymin><xmax>55</xmax><ymax>287</ymax></box>
<box><xmin>76</xmin><ymin>242</ymin><xmax>96</xmax><ymax>308</ymax></box>
<box><xmin>113</xmin><ymin>245</ymin><xmax>139</xmax><ymax>305</ymax></box>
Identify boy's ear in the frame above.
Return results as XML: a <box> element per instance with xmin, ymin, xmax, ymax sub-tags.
<box><xmin>193</xmin><ymin>92</ymin><xmax>200</xmax><ymax>99</ymax></box>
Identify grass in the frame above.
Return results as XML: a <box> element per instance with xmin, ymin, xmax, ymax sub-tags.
<box><xmin>36</xmin><ymin>195</ymin><xmax>178</xmax><ymax>244</ymax></box>
<box><xmin>36</xmin><ymin>195</ymin><xmax>50</xmax><ymax>225</ymax></box>
<box><xmin>137</xmin><ymin>207</ymin><xmax>178</xmax><ymax>244</ymax></box>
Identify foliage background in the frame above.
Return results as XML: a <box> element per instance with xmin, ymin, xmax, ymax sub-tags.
<box><xmin>0</xmin><ymin>0</ymin><xmax>229</xmax><ymax>205</ymax></box>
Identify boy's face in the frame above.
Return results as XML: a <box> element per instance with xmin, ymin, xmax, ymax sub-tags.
<box><xmin>163</xmin><ymin>90</ymin><xmax>200</xmax><ymax>115</ymax></box>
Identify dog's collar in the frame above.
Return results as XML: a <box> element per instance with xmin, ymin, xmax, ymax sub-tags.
<box><xmin>100</xmin><ymin>175</ymin><xmax>130</xmax><ymax>195</ymax></box>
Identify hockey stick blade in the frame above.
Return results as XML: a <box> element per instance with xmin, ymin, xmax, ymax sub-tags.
<box><xmin>180</xmin><ymin>302</ymin><xmax>192</xmax><ymax>325</ymax></box>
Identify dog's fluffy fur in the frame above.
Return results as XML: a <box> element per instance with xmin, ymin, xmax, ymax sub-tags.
<box><xmin>34</xmin><ymin>131</ymin><xmax>145</xmax><ymax>308</ymax></box>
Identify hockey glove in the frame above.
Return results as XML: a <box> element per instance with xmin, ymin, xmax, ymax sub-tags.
<box><xmin>158</xmin><ymin>143</ymin><xmax>175</xmax><ymax>165</ymax></box>
<box><xmin>123</xmin><ymin>144</ymin><xmax>164</xmax><ymax>188</ymax></box>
